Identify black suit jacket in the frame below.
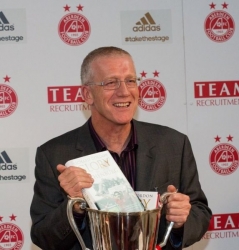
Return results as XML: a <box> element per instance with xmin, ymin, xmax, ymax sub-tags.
<box><xmin>30</xmin><ymin>120</ymin><xmax>211</xmax><ymax>250</ymax></box>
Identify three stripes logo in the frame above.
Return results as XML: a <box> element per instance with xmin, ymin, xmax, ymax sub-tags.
<box><xmin>0</xmin><ymin>151</ymin><xmax>12</xmax><ymax>163</ymax></box>
<box><xmin>0</xmin><ymin>151</ymin><xmax>17</xmax><ymax>170</ymax></box>
<box><xmin>133</xmin><ymin>12</ymin><xmax>160</xmax><ymax>32</ymax></box>
<box><xmin>0</xmin><ymin>11</ymin><xmax>9</xmax><ymax>24</ymax></box>
<box><xmin>0</xmin><ymin>11</ymin><xmax>14</xmax><ymax>31</ymax></box>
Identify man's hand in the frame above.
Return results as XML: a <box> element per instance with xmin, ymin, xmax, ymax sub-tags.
<box><xmin>165</xmin><ymin>185</ymin><xmax>191</xmax><ymax>228</ymax></box>
<box><xmin>57</xmin><ymin>164</ymin><xmax>94</xmax><ymax>198</ymax></box>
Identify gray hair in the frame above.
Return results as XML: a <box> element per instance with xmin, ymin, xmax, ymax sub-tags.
<box><xmin>80</xmin><ymin>46</ymin><xmax>132</xmax><ymax>84</ymax></box>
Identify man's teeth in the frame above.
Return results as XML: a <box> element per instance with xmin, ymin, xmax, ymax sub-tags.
<box><xmin>114</xmin><ymin>102</ymin><xmax>130</xmax><ymax>107</ymax></box>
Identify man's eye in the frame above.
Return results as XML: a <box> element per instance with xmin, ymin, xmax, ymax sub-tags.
<box><xmin>127</xmin><ymin>78</ymin><xmax>136</xmax><ymax>84</ymax></box>
<box><xmin>105</xmin><ymin>80</ymin><xmax>117</xmax><ymax>86</ymax></box>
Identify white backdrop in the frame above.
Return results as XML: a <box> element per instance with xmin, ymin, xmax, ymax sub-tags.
<box><xmin>1</xmin><ymin>0</ymin><xmax>238</xmax><ymax>249</ymax></box>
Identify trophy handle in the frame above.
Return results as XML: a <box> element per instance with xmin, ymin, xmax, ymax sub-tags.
<box><xmin>67</xmin><ymin>196</ymin><xmax>91</xmax><ymax>250</ymax></box>
<box><xmin>156</xmin><ymin>191</ymin><xmax>177</xmax><ymax>249</ymax></box>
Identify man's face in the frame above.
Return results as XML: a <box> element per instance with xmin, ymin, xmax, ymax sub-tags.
<box><xmin>84</xmin><ymin>55</ymin><xmax>139</xmax><ymax>127</ymax></box>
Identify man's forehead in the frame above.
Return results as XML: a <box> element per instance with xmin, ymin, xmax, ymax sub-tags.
<box><xmin>93</xmin><ymin>54</ymin><xmax>133</xmax><ymax>63</ymax></box>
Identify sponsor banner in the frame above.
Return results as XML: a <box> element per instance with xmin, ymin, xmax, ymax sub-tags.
<box><xmin>208</xmin><ymin>213</ymin><xmax>239</xmax><ymax>231</ymax></box>
<box><xmin>0</xmin><ymin>9</ymin><xmax>26</xmax><ymax>44</ymax></box>
<box><xmin>202</xmin><ymin>213</ymin><xmax>239</xmax><ymax>241</ymax></box>
<box><xmin>194</xmin><ymin>81</ymin><xmax>239</xmax><ymax>107</ymax></box>
<box><xmin>47</xmin><ymin>86</ymin><xmax>90</xmax><ymax>112</ymax></box>
<box><xmin>48</xmin><ymin>86</ymin><xmax>85</xmax><ymax>103</ymax></box>
<box><xmin>0</xmin><ymin>148</ymin><xmax>29</xmax><ymax>183</ymax></box>
<box><xmin>121</xmin><ymin>10</ymin><xmax>172</xmax><ymax>45</ymax></box>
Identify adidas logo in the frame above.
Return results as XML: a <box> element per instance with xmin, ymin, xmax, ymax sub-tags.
<box><xmin>133</xmin><ymin>12</ymin><xmax>160</xmax><ymax>32</ymax></box>
<box><xmin>0</xmin><ymin>151</ymin><xmax>12</xmax><ymax>163</ymax></box>
<box><xmin>0</xmin><ymin>11</ymin><xmax>14</xmax><ymax>31</ymax></box>
<box><xmin>0</xmin><ymin>151</ymin><xmax>17</xmax><ymax>170</ymax></box>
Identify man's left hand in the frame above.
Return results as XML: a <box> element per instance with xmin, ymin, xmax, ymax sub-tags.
<box><xmin>165</xmin><ymin>185</ymin><xmax>191</xmax><ymax>228</ymax></box>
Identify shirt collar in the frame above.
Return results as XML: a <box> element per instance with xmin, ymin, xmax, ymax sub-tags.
<box><xmin>88</xmin><ymin>118</ymin><xmax>138</xmax><ymax>152</ymax></box>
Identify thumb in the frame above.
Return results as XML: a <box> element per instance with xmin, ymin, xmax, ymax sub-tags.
<box><xmin>167</xmin><ymin>185</ymin><xmax>177</xmax><ymax>193</ymax></box>
<box><xmin>57</xmin><ymin>164</ymin><xmax>66</xmax><ymax>173</ymax></box>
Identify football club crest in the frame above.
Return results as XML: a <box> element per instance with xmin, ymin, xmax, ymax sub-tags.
<box><xmin>58</xmin><ymin>4</ymin><xmax>91</xmax><ymax>46</ymax></box>
<box><xmin>0</xmin><ymin>214</ymin><xmax>24</xmax><ymax>250</ymax></box>
<box><xmin>138</xmin><ymin>70</ymin><xmax>166</xmax><ymax>111</ymax></box>
<box><xmin>0</xmin><ymin>76</ymin><xmax>18</xmax><ymax>118</ymax></box>
<box><xmin>204</xmin><ymin>2</ymin><xmax>235</xmax><ymax>42</ymax></box>
<box><xmin>209</xmin><ymin>135</ymin><xmax>239</xmax><ymax>175</ymax></box>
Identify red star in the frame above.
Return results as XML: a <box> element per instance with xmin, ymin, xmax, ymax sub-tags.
<box><xmin>63</xmin><ymin>5</ymin><xmax>70</xmax><ymax>11</ymax></box>
<box><xmin>3</xmin><ymin>75</ymin><xmax>11</xmax><ymax>82</ymax></box>
<box><xmin>153</xmin><ymin>70</ymin><xmax>159</xmax><ymax>77</ymax></box>
<box><xmin>227</xmin><ymin>135</ymin><xmax>233</xmax><ymax>141</ymax></box>
<box><xmin>214</xmin><ymin>135</ymin><xmax>221</xmax><ymax>142</ymax></box>
<box><xmin>0</xmin><ymin>216</ymin><xmax>3</xmax><ymax>222</ymax></box>
<box><xmin>222</xmin><ymin>2</ymin><xmax>228</xmax><ymax>9</ymax></box>
<box><xmin>77</xmin><ymin>4</ymin><xmax>84</xmax><ymax>11</ymax></box>
<box><xmin>9</xmin><ymin>214</ymin><xmax>17</xmax><ymax>221</ymax></box>
<box><xmin>209</xmin><ymin>2</ymin><xmax>216</xmax><ymax>9</ymax></box>
<box><xmin>140</xmin><ymin>71</ymin><xmax>147</xmax><ymax>78</ymax></box>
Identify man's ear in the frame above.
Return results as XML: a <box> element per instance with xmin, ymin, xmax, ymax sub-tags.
<box><xmin>81</xmin><ymin>85</ymin><xmax>94</xmax><ymax>105</ymax></box>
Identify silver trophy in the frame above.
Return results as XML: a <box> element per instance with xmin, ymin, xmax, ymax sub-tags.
<box><xmin>67</xmin><ymin>192</ymin><xmax>175</xmax><ymax>250</ymax></box>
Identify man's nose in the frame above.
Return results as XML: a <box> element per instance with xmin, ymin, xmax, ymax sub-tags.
<box><xmin>116</xmin><ymin>80</ymin><xmax>130</xmax><ymax>94</ymax></box>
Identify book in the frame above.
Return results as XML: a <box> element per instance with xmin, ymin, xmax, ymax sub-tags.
<box><xmin>65</xmin><ymin>151</ymin><xmax>145</xmax><ymax>212</ymax></box>
<box><xmin>135</xmin><ymin>191</ymin><xmax>159</xmax><ymax>210</ymax></box>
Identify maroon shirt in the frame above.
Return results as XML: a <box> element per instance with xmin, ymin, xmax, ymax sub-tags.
<box><xmin>88</xmin><ymin>118</ymin><xmax>138</xmax><ymax>190</ymax></box>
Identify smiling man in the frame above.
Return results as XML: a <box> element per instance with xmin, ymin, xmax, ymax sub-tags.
<box><xmin>30</xmin><ymin>46</ymin><xmax>211</xmax><ymax>250</ymax></box>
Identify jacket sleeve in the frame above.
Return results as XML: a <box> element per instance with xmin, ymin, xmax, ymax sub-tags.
<box><xmin>180</xmin><ymin>135</ymin><xmax>212</xmax><ymax>248</ymax></box>
<box><xmin>158</xmin><ymin>135</ymin><xmax>212</xmax><ymax>250</ymax></box>
<box><xmin>30</xmin><ymin>146</ymin><xmax>88</xmax><ymax>250</ymax></box>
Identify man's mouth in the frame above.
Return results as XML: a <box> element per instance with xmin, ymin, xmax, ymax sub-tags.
<box><xmin>113</xmin><ymin>102</ymin><xmax>130</xmax><ymax>107</ymax></box>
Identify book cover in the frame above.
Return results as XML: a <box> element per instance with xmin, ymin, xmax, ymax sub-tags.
<box><xmin>135</xmin><ymin>191</ymin><xmax>159</xmax><ymax>210</ymax></box>
<box><xmin>65</xmin><ymin>151</ymin><xmax>145</xmax><ymax>212</ymax></box>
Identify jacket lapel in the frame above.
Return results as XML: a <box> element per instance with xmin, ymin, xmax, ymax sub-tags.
<box><xmin>134</xmin><ymin>120</ymin><xmax>157</xmax><ymax>191</ymax></box>
<box><xmin>75</xmin><ymin>121</ymin><xmax>97</xmax><ymax>156</ymax></box>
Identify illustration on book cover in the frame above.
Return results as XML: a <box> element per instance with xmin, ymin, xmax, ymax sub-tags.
<box><xmin>65</xmin><ymin>151</ymin><xmax>144</xmax><ymax>212</ymax></box>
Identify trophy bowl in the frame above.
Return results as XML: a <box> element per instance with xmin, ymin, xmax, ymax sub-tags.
<box><xmin>67</xmin><ymin>192</ymin><xmax>174</xmax><ymax>250</ymax></box>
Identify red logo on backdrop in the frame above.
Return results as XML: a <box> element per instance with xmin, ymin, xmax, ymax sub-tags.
<box><xmin>138</xmin><ymin>70</ymin><xmax>166</xmax><ymax>112</ymax></box>
<box><xmin>58</xmin><ymin>4</ymin><xmax>91</xmax><ymax>46</ymax></box>
<box><xmin>203</xmin><ymin>213</ymin><xmax>239</xmax><ymax>240</ymax></box>
<box><xmin>48</xmin><ymin>86</ymin><xmax>84</xmax><ymax>103</ymax></box>
<box><xmin>195</xmin><ymin>81</ymin><xmax>239</xmax><ymax>98</ymax></box>
<box><xmin>47</xmin><ymin>85</ymin><xmax>90</xmax><ymax>112</ymax></box>
<box><xmin>194</xmin><ymin>81</ymin><xmax>239</xmax><ymax>107</ymax></box>
<box><xmin>209</xmin><ymin>135</ymin><xmax>239</xmax><ymax>175</ymax></box>
<box><xmin>208</xmin><ymin>213</ymin><xmax>239</xmax><ymax>231</ymax></box>
<box><xmin>0</xmin><ymin>76</ymin><xmax>18</xmax><ymax>118</ymax></box>
<box><xmin>0</xmin><ymin>214</ymin><xmax>24</xmax><ymax>250</ymax></box>
<box><xmin>204</xmin><ymin>2</ymin><xmax>235</xmax><ymax>42</ymax></box>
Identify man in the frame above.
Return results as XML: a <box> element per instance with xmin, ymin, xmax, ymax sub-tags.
<box><xmin>30</xmin><ymin>46</ymin><xmax>212</xmax><ymax>250</ymax></box>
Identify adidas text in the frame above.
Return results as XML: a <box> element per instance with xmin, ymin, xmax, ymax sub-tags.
<box><xmin>0</xmin><ymin>163</ymin><xmax>17</xmax><ymax>170</ymax></box>
<box><xmin>0</xmin><ymin>24</ymin><xmax>14</xmax><ymax>31</ymax></box>
<box><xmin>133</xmin><ymin>25</ymin><xmax>160</xmax><ymax>32</ymax></box>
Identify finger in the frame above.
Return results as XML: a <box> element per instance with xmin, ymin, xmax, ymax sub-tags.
<box><xmin>58</xmin><ymin>167</ymin><xmax>94</xmax><ymax>197</ymax></box>
<box><xmin>57</xmin><ymin>164</ymin><xmax>66</xmax><ymax>173</ymax></box>
<box><xmin>59</xmin><ymin>166</ymin><xmax>93</xmax><ymax>182</ymax></box>
<box><xmin>69</xmin><ymin>179</ymin><xmax>93</xmax><ymax>196</ymax></box>
<box><xmin>167</xmin><ymin>185</ymin><xmax>177</xmax><ymax>193</ymax></box>
<box><xmin>59</xmin><ymin>170</ymin><xmax>93</xmax><ymax>189</ymax></box>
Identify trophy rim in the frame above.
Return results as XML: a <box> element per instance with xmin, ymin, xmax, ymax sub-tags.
<box><xmin>86</xmin><ymin>207</ymin><xmax>161</xmax><ymax>215</ymax></box>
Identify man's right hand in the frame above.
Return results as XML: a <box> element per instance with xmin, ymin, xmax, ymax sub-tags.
<box><xmin>57</xmin><ymin>164</ymin><xmax>94</xmax><ymax>198</ymax></box>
